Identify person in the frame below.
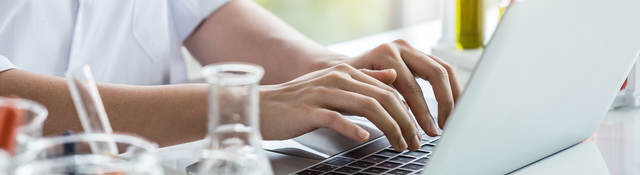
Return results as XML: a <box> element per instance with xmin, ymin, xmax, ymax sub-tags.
<box><xmin>0</xmin><ymin>0</ymin><xmax>461</xmax><ymax>151</ymax></box>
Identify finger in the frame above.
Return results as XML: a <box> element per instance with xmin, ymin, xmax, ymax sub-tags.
<box><xmin>366</xmin><ymin>44</ymin><xmax>440</xmax><ymax>137</ymax></box>
<box><xmin>402</xmin><ymin>99</ymin><xmax>422</xmax><ymax>140</ymax></box>
<box><xmin>393</xmin><ymin>65</ymin><xmax>440</xmax><ymax>137</ymax></box>
<box><xmin>309</xmin><ymin>87</ymin><xmax>408</xmax><ymax>151</ymax></box>
<box><xmin>399</xmin><ymin>47</ymin><xmax>455</xmax><ymax>129</ymax></box>
<box><xmin>313</xmin><ymin>109</ymin><xmax>370</xmax><ymax>142</ymax></box>
<box><xmin>358</xmin><ymin>69</ymin><xmax>397</xmax><ymax>85</ymax></box>
<box><xmin>319</xmin><ymin>65</ymin><xmax>420</xmax><ymax>150</ymax></box>
<box><xmin>333</xmin><ymin>69</ymin><xmax>421</xmax><ymax>150</ymax></box>
<box><xmin>426</xmin><ymin>54</ymin><xmax>462</xmax><ymax>102</ymax></box>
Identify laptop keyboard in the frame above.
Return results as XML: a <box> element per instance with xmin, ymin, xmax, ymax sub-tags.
<box><xmin>294</xmin><ymin>133</ymin><xmax>439</xmax><ymax>175</ymax></box>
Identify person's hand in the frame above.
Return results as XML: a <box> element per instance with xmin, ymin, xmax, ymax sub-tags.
<box><xmin>260</xmin><ymin>64</ymin><xmax>424</xmax><ymax>151</ymax></box>
<box><xmin>344</xmin><ymin>39</ymin><xmax>462</xmax><ymax>137</ymax></box>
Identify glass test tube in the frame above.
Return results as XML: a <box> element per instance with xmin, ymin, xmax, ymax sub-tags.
<box><xmin>66</xmin><ymin>65</ymin><xmax>118</xmax><ymax>155</ymax></box>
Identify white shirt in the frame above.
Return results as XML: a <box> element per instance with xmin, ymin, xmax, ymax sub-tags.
<box><xmin>0</xmin><ymin>0</ymin><xmax>229</xmax><ymax>85</ymax></box>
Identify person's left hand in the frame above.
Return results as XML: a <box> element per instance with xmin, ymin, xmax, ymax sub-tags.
<box><xmin>327</xmin><ymin>39</ymin><xmax>462</xmax><ymax>137</ymax></box>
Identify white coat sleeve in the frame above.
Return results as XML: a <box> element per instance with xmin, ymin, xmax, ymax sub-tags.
<box><xmin>170</xmin><ymin>0</ymin><xmax>231</xmax><ymax>42</ymax></box>
<box><xmin>0</xmin><ymin>55</ymin><xmax>16</xmax><ymax>73</ymax></box>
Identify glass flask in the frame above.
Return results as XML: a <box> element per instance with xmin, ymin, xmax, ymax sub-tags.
<box><xmin>198</xmin><ymin>63</ymin><xmax>273</xmax><ymax>175</ymax></box>
<box><xmin>0</xmin><ymin>97</ymin><xmax>48</xmax><ymax>154</ymax></box>
<box><xmin>12</xmin><ymin>133</ymin><xmax>163</xmax><ymax>175</ymax></box>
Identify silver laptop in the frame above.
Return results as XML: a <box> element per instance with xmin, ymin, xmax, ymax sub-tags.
<box><xmin>294</xmin><ymin>0</ymin><xmax>640</xmax><ymax>174</ymax></box>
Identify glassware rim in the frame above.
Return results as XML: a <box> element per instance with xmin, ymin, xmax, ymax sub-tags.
<box><xmin>0</xmin><ymin>97</ymin><xmax>48</xmax><ymax>133</ymax></box>
<box><xmin>15</xmin><ymin>133</ymin><xmax>158</xmax><ymax>164</ymax></box>
<box><xmin>201</xmin><ymin>62</ymin><xmax>265</xmax><ymax>86</ymax></box>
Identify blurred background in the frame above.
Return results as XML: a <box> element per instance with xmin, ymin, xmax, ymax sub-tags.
<box><xmin>183</xmin><ymin>0</ymin><xmax>442</xmax><ymax>79</ymax></box>
<box><xmin>253</xmin><ymin>0</ymin><xmax>440</xmax><ymax>45</ymax></box>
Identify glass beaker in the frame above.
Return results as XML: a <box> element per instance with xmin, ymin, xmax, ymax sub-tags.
<box><xmin>0</xmin><ymin>97</ymin><xmax>48</xmax><ymax>154</ymax></box>
<box><xmin>12</xmin><ymin>133</ymin><xmax>163</xmax><ymax>175</ymax></box>
<box><xmin>198</xmin><ymin>63</ymin><xmax>273</xmax><ymax>175</ymax></box>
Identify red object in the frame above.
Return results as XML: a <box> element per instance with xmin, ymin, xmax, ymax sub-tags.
<box><xmin>0</xmin><ymin>105</ymin><xmax>23</xmax><ymax>154</ymax></box>
<box><xmin>622</xmin><ymin>79</ymin><xmax>628</xmax><ymax>90</ymax></box>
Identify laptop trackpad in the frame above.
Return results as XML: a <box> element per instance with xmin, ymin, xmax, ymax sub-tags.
<box><xmin>293</xmin><ymin>117</ymin><xmax>384</xmax><ymax>156</ymax></box>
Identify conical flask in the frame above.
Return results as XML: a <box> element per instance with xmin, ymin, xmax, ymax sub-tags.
<box><xmin>198</xmin><ymin>63</ymin><xmax>273</xmax><ymax>175</ymax></box>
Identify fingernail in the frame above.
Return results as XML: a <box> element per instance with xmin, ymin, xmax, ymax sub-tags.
<box><xmin>432</xmin><ymin>128</ymin><xmax>440</xmax><ymax>136</ymax></box>
<box><xmin>385</xmin><ymin>69</ymin><xmax>396</xmax><ymax>74</ymax></box>
<box><xmin>412</xmin><ymin>135</ymin><xmax>420</xmax><ymax>150</ymax></box>
<box><xmin>399</xmin><ymin>138</ymin><xmax>408</xmax><ymax>151</ymax></box>
<box><xmin>358</xmin><ymin>128</ymin><xmax>370</xmax><ymax>141</ymax></box>
<box><xmin>427</xmin><ymin>114</ymin><xmax>440</xmax><ymax>136</ymax></box>
<box><xmin>391</xmin><ymin>137</ymin><xmax>408</xmax><ymax>151</ymax></box>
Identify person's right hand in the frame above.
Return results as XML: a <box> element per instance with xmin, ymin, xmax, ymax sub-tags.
<box><xmin>259</xmin><ymin>64</ymin><xmax>424</xmax><ymax>151</ymax></box>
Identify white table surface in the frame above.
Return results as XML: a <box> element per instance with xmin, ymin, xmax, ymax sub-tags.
<box><xmin>162</xmin><ymin>20</ymin><xmax>637</xmax><ymax>175</ymax></box>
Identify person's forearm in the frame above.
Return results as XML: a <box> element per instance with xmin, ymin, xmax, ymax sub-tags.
<box><xmin>185</xmin><ymin>0</ymin><xmax>345</xmax><ymax>84</ymax></box>
<box><xmin>0</xmin><ymin>69</ymin><xmax>207</xmax><ymax>147</ymax></box>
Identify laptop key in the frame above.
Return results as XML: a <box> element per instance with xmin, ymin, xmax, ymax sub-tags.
<box><xmin>363</xmin><ymin>167</ymin><xmax>388</xmax><ymax>174</ymax></box>
<box><xmin>342</xmin><ymin>138</ymin><xmax>390</xmax><ymax>159</ymax></box>
<box><xmin>362</xmin><ymin>155</ymin><xmax>388</xmax><ymax>163</ymax></box>
<box><xmin>414</xmin><ymin>157</ymin><xmax>429</xmax><ymax>164</ymax></box>
<box><xmin>335</xmin><ymin>167</ymin><xmax>361</xmax><ymax>173</ymax></box>
<box><xmin>325</xmin><ymin>157</ymin><xmax>355</xmax><ymax>166</ymax></box>
<box><xmin>390</xmin><ymin>156</ymin><xmax>415</xmax><ymax>163</ymax></box>
<box><xmin>401</xmin><ymin>163</ymin><xmax>424</xmax><ymax>170</ymax></box>
<box><xmin>430</xmin><ymin>138</ymin><xmax>439</xmax><ymax>144</ymax></box>
<box><xmin>419</xmin><ymin>144</ymin><xmax>434</xmax><ymax>151</ymax></box>
<box><xmin>310</xmin><ymin>164</ymin><xmax>338</xmax><ymax>171</ymax></box>
<box><xmin>377</xmin><ymin>149</ymin><xmax>402</xmax><ymax>157</ymax></box>
<box><xmin>388</xmin><ymin>169</ymin><xmax>413</xmax><ymax>175</ymax></box>
<box><xmin>297</xmin><ymin>170</ymin><xmax>322</xmax><ymax>175</ymax></box>
<box><xmin>377</xmin><ymin>162</ymin><xmax>402</xmax><ymax>169</ymax></box>
<box><xmin>420</xmin><ymin>136</ymin><xmax>431</xmax><ymax>143</ymax></box>
<box><xmin>404</xmin><ymin>150</ymin><xmax>429</xmax><ymax>157</ymax></box>
<box><xmin>349</xmin><ymin>161</ymin><xmax>374</xmax><ymax>168</ymax></box>
<box><xmin>325</xmin><ymin>172</ymin><xmax>347</xmax><ymax>175</ymax></box>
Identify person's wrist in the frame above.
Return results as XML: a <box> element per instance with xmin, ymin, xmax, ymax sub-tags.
<box><xmin>309</xmin><ymin>55</ymin><xmax>350</xmax><ymax>72</ymax></box>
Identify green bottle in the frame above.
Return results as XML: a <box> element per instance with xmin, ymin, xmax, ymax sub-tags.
<box><xmin>456</xmin><ymin>0</ymin><xmax>484</xmax><ymax>50</ymax></box>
